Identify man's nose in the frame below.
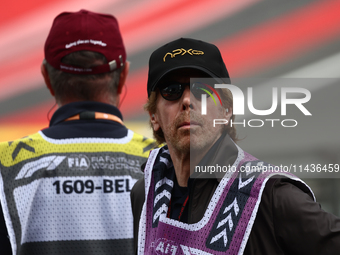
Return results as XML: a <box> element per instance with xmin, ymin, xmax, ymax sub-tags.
<box><xmin>182</xmin><ymin>86</ymin><xmax>192</xmax><ymax>111</ymax></box>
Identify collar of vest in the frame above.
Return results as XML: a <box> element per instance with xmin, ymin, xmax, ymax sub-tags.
<box><xmin>49</xmin><ymin>101</ymin><xmax>123</xmax><ymax>126</ymax></box>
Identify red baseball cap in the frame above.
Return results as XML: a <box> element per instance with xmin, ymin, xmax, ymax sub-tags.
<box><xmin>44</xmin><ymin>9</ymin><xmax>126</xmax><ymax>74</ymax></box>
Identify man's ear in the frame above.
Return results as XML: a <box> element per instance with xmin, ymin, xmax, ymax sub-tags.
<box><xmin>225</xmin><ymin>107</ymin><xmax>233</xmax><ymax>120</ymax></box>
<box><xmin>41</xmin><ymin>62</ymin><xmax>55</xmax><ymax>96</ymax></box>
<box><xmin>225</xmin><ymin>107</ymin><xmax>233</xmax><ymax>123</ymax></box>
<box><xmin>117</xmin><ymin>61</ymin><xmax>130</xmax><ymax>94</ymax></box>
<box><xmin>149</xmin><ymin>112</ymin><xmax>160</xmax><ymax>132</ymax></box>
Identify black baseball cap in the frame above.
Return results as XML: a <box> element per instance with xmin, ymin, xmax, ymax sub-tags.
<box><xmin>147</xmin><ymin>38</ymin><xmax>230</xmax><ymax>97</ymax></box>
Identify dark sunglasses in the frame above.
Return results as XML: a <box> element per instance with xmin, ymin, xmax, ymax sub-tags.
<box><xmin>159</xmin><ymin>82</ymin><xmax>214</xmax><ymax>101</ymax></box>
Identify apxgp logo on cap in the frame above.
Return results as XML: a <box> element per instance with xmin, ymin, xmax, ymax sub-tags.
<box><xmin>163</xmin><ymin>48</ymin><xmax>204</xmax><ymax>62</ymax></box>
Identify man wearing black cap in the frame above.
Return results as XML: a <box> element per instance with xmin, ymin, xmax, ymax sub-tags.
<box><xmin>0</xmin><ymin>10</ymin><xmax>155</xmax><ymax>255</ymax></box>
<box><xmin>131</xmin><ymin>38</ymin><xmax>340</xmax><ymax>254</ymax></box>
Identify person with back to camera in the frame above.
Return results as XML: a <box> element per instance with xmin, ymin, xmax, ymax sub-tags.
<box><xmin>0</xmin><ymin>9</ymin><xmax>155</xmax><ymax>255</ymax></box>
<box><xmin>131</xmin><ymin>37</ymin><xmax>340</xmax><ymax>254</ymax></box>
